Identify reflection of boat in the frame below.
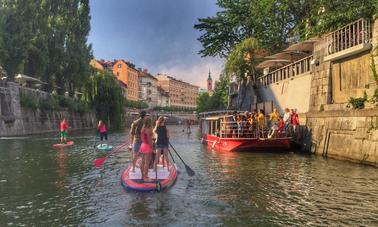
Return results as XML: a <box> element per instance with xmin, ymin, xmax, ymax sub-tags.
<box><xmin>200</xmin><ymin>112</ymin><xmax>291</xmax><ymax>152</ymax></box>
<box><xmin>52</xmin><ymin>141</ymin><xmax>74</xmax><ymax>149</ymax></box>
<box><xmin>121</xmin><ymin>159</ymin><xmax>177</xmax><ymax>192</ymax></box>
<box><xmin>96</xmin><ymin>144</ymin><xmax>113</xmax><ymax>151</ymax></box>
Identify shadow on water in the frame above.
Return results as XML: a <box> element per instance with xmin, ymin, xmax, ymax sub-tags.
<box><xmin>0</xmin><ymin>126</ymin><xmax>378</xmax><ymax>226</ymax></box>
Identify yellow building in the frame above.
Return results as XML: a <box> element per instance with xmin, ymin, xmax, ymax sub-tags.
<box><xmin>156</xmin><ymin>74</ymin><xmax>198</xmax><ymax>108</ymax></box>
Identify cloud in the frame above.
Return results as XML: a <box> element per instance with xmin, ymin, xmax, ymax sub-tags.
<box><xmin>155</xmin><ymin>58</ymin><xmax>224</xmax><ymax>88</ymax></box>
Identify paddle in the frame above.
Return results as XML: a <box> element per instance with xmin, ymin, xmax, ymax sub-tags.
<box><xmin>93</xmin><ymin>132</ymin><xmax>98</xmax><ymax>148</ymax></box>
<box><xmin>155</xmin><ymin>155</ymin><xmax>161</xmax><ymax>192</ymax></box>
<box><xmin>93</xmin><ymin>142</ymin><xmax>128</xmax><ymax>168</ymax></box>
<box><xmin>168</xmin><ymin>142</ymin><xmax>195</xmax><ymax>176</ymax></box>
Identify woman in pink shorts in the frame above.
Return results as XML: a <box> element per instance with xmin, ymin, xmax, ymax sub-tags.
<box><xmin>139</xmin><ymin>118</ymin><xmax>154</xmax><ymax>182</ymax></box>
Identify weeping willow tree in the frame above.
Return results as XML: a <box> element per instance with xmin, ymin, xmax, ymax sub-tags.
<box><xmin>84</xmin><ymin>70</ymin><xmax>125</xmax><ymax>130</ymax></box>
<box><xmin>225</xmin><ymin>38</ymin><xmax>262</xmax><ymax>110</ymax></box>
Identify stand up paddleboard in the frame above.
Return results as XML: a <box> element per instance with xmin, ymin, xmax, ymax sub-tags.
<box><xmin>121</xmin><ymin>158</ymin><xmax>177</xmax><ymax>192</ymax></box>
<box><xmin>97</xmin><ymin>144</ymin><xmax>113</xmax><ymax>151</ymax></box>
<box><xmin>52</xmin><ymin>141</ymin><xmax>74</xmax><ymax>149</ymax></box>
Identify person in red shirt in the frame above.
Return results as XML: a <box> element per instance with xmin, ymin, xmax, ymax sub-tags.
<box><xmin>278</xmin><ymin>116</ymin><xmax>285</xmax><ymax>136</ymax></box>
<box><xmin>291</xmin><ymin>109</ymin><xmax>299</xmax><ymax>134</ymax></box>
<box><xmin>60</xmin><ymin>118</ymin><xmax>68</xmax><ymax>144</ymax></box>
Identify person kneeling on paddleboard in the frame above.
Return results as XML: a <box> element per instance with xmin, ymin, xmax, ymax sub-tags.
<box><xmin>60</xmin><ymin>118</ymin><xmax>68</xmax><ymax>144</ymax></box>
<box><xmin>98</xmin><ymin>120</ymin><xmax>108</xmax><ymax>145</ymax></box>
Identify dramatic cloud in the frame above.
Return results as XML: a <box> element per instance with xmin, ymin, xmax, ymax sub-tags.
<box><xmin>89</xmin><ymin>0</ymin><xmax>223</xmax><ymax>88</ymax></box>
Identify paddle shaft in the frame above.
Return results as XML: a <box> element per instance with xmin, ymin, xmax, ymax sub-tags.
<box><xmin>168</xmin><ymin>142</ymin><xmax>187</xmax><ymax>166</ymax></box>
<box><xmin>168</xmin><ymin>142</ymin><xmax>195</xmax><ymax>176</ymax></box>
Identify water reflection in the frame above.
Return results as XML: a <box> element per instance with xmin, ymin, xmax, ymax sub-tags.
<box><xmin>0</xmin><ymin>127</ymin><xmax>377</xmax><ymax>226</ymax></box>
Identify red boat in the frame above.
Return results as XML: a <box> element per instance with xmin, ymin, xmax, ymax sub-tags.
<box><xmin>200</xmin><ymin>112</ymin><xmax>291</xmax><ymax>152</ymax></box>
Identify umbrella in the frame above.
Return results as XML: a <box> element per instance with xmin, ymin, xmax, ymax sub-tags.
<box><xmin>15</xmin><ymin>74</ymin><xmax>47</xmax><ymax>85</ymax></box>
<box><xmin>265</xmin><ymin>50</ymin><xmax>310</xmax><ymax>62</ymax></box>
<box><xmin>256</xmin><ymin>59</ymin><xmax>291</xmax><ymax>69</ymax></box>
<box><xmin>284</xmin><ymin>38</ymin><xmax>318</xmax><ymax>52</ymax></box>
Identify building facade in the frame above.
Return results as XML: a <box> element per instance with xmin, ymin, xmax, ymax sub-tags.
<box><xmin>112</xmin><ymin>60</ymin><xmax>139</xmax><ymax>101</ymax></box>
<box><xmin>157</xmin><ymin>86</ymin><xmax>169</xmax><ymax>107</ymax></box>
<box><xmin>138</xmin><ymin>69</ymin><xmax>158</xmax><ymax>108</ymax></box>
<box><xmin>156</xmin><ymin>74</ymin><xmax>199</xmax><ymax>108</ymax></box>
<box><xmin>207</xmin><ymin>71</ymin><xmax>213</xmax><ymax>93</ymax></box>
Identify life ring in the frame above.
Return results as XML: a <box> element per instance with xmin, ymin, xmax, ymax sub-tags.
<box><xmin>268</xmin><ymin>129</ymin><xmax>275</xmax><ymax>139</ymax></box>
<box><xmin>211</xmin><ymin>140</ymin><xmax>217</xmax><ymax>149</ymax></box>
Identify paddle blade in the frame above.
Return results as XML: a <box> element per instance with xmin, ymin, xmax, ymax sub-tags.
<box><xmin>94</xmin><ymin>157</ymin><xmax>107</xmax><ymax>168</ymax></box>
<box><xmin>184</xmin><ymin>164</ymin><xmax>195</xmax><ymax>176</ymax></box>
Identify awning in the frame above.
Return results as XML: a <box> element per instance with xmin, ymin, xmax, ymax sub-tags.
<box><xmin>265</xmin><ymin>50</ymin><xmax>310</xmax><ymax>62</ymax></box>
<box><xmin>284</xmin><ymin>38</ymin><xmax>318</xmax><ymax>52</ymax></box>
<box><xmin>15</xmin><ymin>74</ymin><xmax>47</xmax><ymax>84</ymax></box>
<box><xmin>256</xmin><ymin>59</ymin><xmax>291</xmax><ymax>69</ymax></box>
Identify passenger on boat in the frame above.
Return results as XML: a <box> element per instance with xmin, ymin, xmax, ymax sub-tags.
<box><xmin>242</xmin><ymin>111</ymin><xmax>250</xmax><ymax>137</ymax></box>
<box><xmin>278</xmin><ymin>116</ymin><xmax>285</xmax><ymax>135</ymax></box>
<box><xmin>283</xmin><ymin>108</ymin><xmax>292</xmax><ymax>132</ymax></box>
<box><xmin>237</xmin><ymin>114</ymin><xmax>245</xmax><ymax>138</ymax></box>
<box><xmin>153</xmin><ymin>116</ymin><xmax>170</xmax><ymax>171</ymax></box>
<box><xmin>291</xmin><ymin>109</ymin><xmax>299</xmax><ymax>137</ymax></box>
<box><xmin>270</xmin><ymin>109</ymin><xmax>279</xmax><ymax>126</ymax></box>
<box><xmin>140</xmin><ymin>118</ymin><xmax>154</xmax><ymax>182</ymax></box>
<box><xmin>130</xmin><ymin>111</ymin><xmax>146</xmax><ymax>172</ymax></box>
<box><xmin>257</xmin><ymin>110</ymin><xmax>266</xmax><ymax>138</ymax></box>
<box><xmin>232</xmin><ymin>111</ymin><xmax>238</xmax><ymax>137</ymax></box>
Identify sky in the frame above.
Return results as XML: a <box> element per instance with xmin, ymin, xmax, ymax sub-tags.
<box><xmin>88</xmin><ymin>0</ymin><xmax>224</xmax><ymax>88</ymax></box>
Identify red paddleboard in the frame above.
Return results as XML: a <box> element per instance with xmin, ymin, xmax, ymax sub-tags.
<box><xmin>121</xmin><ymin>158</ymin><xmax>177</xmax><ymax>192</ymax></box>
<box><xmin>52</xmin><ymin>141</ymin><xmax>74</xmax><ymax>149</ymax></box>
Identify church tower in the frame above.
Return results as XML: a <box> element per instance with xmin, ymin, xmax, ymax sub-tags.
<box><xmin>207</xmin><ymin>70</ymin><xmax>213</xmax><ymax>92</ymax></box>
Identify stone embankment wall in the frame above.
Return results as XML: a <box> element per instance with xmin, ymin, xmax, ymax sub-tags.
<box><xmin>301</xmin><ymin>109</ymin><xmax>378</xmax><ymax>167</ymax></box>
<box><xmin>0</xmin><ymin>82</ymin><xmax>96</xmax><ymax>136</ymax></box>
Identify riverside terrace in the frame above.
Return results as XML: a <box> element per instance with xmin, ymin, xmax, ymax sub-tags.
<box><xmin>252</xmin><ymin>17</ymin><xmax>378</xmax><ymax>166</ymax></box>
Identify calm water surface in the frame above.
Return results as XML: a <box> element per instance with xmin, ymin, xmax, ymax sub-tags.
<box><xmin>0</xmin><ymin>126</ymin><xmax>377</xmax><ymax>226</ymax></box>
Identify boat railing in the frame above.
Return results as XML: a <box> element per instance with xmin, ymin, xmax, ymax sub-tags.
<box><xmin>216</xmin><ymin>121</ymin><xmax>290</xmax><ymax>139</ymax></box>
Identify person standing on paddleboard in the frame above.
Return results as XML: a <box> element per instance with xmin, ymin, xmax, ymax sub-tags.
<box><xmin>97</xmin><ymin>120</ymin><xmax>108</xmax><ymax>145</ymax></box>
<box><xmin>60</xmin><ymin>118</ymin><xmax>68</xmax><ymax>144</ymax></box>
<box><xmin>153</xmin><ymin>116</ymin><xmax>170</xmax><ymax>171</ymax></box>
<box><xmin>140</xmin><ymin>118</ymin><xmax>154</xmax><ymax>182</ymax></box>
<box><xmin>130</xmin><ymin>111</ymin><xmax>146</xmax><ymax>172</ymax></box>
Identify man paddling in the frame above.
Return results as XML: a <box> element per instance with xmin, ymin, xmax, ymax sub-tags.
<box><xmin>60</xmin><ymin>118</ymin><xmax>68</xmax><ymax>144</ymax></box>
<box><xmin>130</xmin><ymin>111</ymin><xmax>146</xmax><ymax>172</ymax></box>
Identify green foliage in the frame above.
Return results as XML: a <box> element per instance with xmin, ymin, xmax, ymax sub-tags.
<box><xmin>197</xmin><ymin>92</ymin><xmax>210</xmax><ymax>113</ymax></box>
<box><xmin>0</xmin><ymin>0</ymin><xmax>92</xmax><ymax>95</ymax></box>
<box><xmin>85</xmin><ymin>70</ymin><xmax>125</xmax><ymax>130</ymax></box>
<box><xmin>349</xmin><ymin>92</ymin><xmax>368</xmax><ymax>109</ymax></box>
<box><xmin>225</xmin><ymin>38</ymin><xmax>261</xmax><ymax>80</ymax></box>
<box><xmin>125</xmin><ymin>100</ymin><xmax>149</xmax><ymax>109</ymax></box>
<box><xmin>195</xmin><ymin>0</ymin><xmax>377</xmax><ymax>58</ymax></box>
<box><xmin>38</xmin><ymin>97</ymin><xmax>59</xmax><ymax>110</ymax></box>
<box><xmin>371</xmin><ymin>54</ymin><xmax>378</xmax><ymax>103</ymax></box>
<box><xmin>196</xmin><ymin>72</ymin><xmax>229</xmax><ymax>113</ymax></box>
<box><xmin>19</xmin><ymin>94</ymin><xmax>38</xmax><ymax>109</ymax></box>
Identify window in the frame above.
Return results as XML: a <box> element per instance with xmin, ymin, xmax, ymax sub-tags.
<box><xmin>118</xmin><ymin>64</ymin><xmax>122</xmax><ymax>68</ymax></box>
<box><xmin>116</xmin><ymin>72</ymin><xmax>119</xmax><ymax>77</ymax></box>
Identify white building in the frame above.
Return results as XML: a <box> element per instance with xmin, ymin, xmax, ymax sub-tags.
<box><xmin>138</xmin><ymin>69</ymin><xmax>158</xmax><ymax>108</ymax></box>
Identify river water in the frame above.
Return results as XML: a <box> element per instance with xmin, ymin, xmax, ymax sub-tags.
<box><xmin>0</xmin><ymin>125</ymin><xmax>377</xmax><ymax>226</ymax></box>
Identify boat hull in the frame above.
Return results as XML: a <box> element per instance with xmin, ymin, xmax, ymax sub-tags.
<box><xmin>121</xmin><ymin>159</ymin><xmax>177</xmax><ymax>192</ymax></box>
<box><xmin>203</xmin><ymin>134</ymin><xmax>290</xmax><ymax>152</ymax></box>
